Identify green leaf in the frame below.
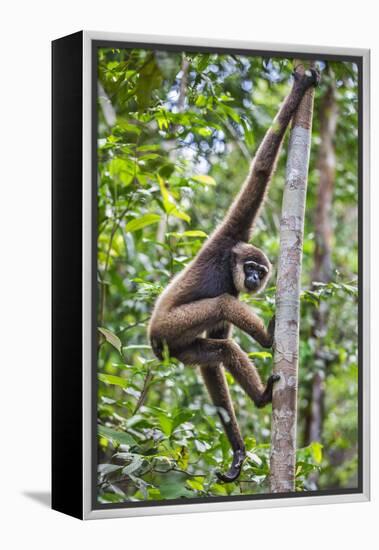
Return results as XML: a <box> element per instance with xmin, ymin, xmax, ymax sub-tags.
<box><xmin>194</xmin><ymin>439</ymin><xmax>211</xmax><ymax>453</ymax></box>
<box><xmin>123</xmin><ymin>344</ymin><xmax>152</xmax><ymax>352</ymax></box>
<box><xmin>108</xmin><ymin>158</ymin><xmax>134</xmax><ymax>187</ymax></box>
<box><xmin>125</xmin><ymin>214</ymin><xmax>161</xmax><ymax>232</ymax></box>
<box><xmin>247</xmin><ymin>351</ymin><xmax>272</xmax><ymax>360</ymax></box>
<box><xmin>186</xmin><ymin>477</ymin><xmax>204</xmax><ymax>491</ymax></box>
<box><xmin>158</xmin><ymin>175</ymin><xmax>190</xmax><ymax>223</ymax></box>
<box><xmin>341</xmin><ymin>283</ymin><xmax>358</xmax><ymax>297</ymax></box>
<box><xmin>191</xmin><ymin>174</ymin><xmax>216</xmax><ymax>186</ymax></box>
<box><xmin>295</xmin><ymin>461</ymin><xmax>318</xmax><ymax>477</ymax></box>
<box><xmin>98</xmin><ymin>464</ymin><xmax>122</xmax><ymax>475</ymax></box>
<box><xmin>195</xmin><ymin>54</ymin><xmax>210</xmax><ymax>72</ymax></box>
<box><xmin>122</xmin><ymin>456</ymin><xmax>143</xmax><ymax>476</ymax></box>
<box><xmin>219</xmin><ymin>94</ymin><xmax>234</xmax><ymax>102</ymax></box>
<box><xmin>181</xmin><ymin>230</ymin><xmax>208</xmax><ymax>238</ymax></box>
<box><xmin>136</xmin><ymin>57</ymin><xmax>163</xmax><ymax>111</ymax></box>
<box><xmin>138</xmin><ymin>153</ymin><xmax>160</xmax><ymax>161</ymax></box>
<box><xmin>159</xmin><ymin>481</ymin><xmax>193</xmax><ymax>499</ymax></box>
<box><xmin>195</xmin><ymin>95</ymin><xmax>207</xmax><ymax>107</ymax></box>
<box><xmin>172</xmin><ymin>411</ymin><xmax>194</xmax><ymax>432</ymax></box>
<box><xmin>310</xmin><ymin>441</ymin><xmax>323</xmax><ymax>464</ymax></box>
<box><xmin>176</xmin><ymin>446</ymin><xmax>189</xmax><ymax>469</ymax></box>
<box><xmin>300</xmin><ymin>290</ymin><xmax>321</xmax><ymax>307</ymax></box>
<box><xmin>220</xmin><ymin>103</ymin><xmax>241</xmax><ymax>123</ymax></box>
<box><xmin>195</xmin><ymin>127</ymin><xmax>212</xmax><ymax>137</ymax></box>
<box><xmin>98</xmin><ymin>425</ymin><xmax>136</xmax><ymax>446</ymax></box>
<box><xmin>156</xmin><ymin>413</ymin><xmax>173</xmax><ymax>437</ymax></box>
<box><xmin>168</xmin><ymin>230</ymin><xmax>207</xmax><ymax>239</ymax></box>
<box><xmin>98</xmin><ymin>327</ymin><xmax>122</xmax><ymax>354</ymax></box>
<box><xmin>137</xmin><ymin>144</ymin><xmax>161</xmax><ymax>152</ymax></box>
<box><xmin>246</xmin><ymin>451</ymin><xmax>262</xmax><ymax>466</ymax></box>
<box><xmin>158</xmin><ymin>163</ymin><xmax>175</xmax><ymax>178</ymax></box>
<box><xmin>99</xmin><ymin>492</ymin><xmax>126</xmax><ymax>504</ymax></box>
<box><xmin>98</xmin><ymin>373</ymin><xmax>128</xmax><ymax>388</ymax></box>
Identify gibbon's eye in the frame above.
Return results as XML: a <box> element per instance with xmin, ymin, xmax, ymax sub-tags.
<box><xmin>244</xmin><ymin>260</ymin><xmax>268</xmax><ymax>274</ymax></box>
<box><xmin>258</xmin><ymin>266</ymin><xmax>268</xmax><ymax>279</ymax></box>
<box><xmin>244</xmin><ymin>263</ymin><xmax>255</xmax><ymax>273</ymax></box>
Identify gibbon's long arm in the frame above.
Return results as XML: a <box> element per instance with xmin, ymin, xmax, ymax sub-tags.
<box><xmin>214</xmin><ymin>69</ymin><xmax>319</xmax><ymax>243</ymax></box>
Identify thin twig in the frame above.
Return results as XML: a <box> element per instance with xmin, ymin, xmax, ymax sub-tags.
<box><xmin>132</xmin><ymin>368</ymin><xmax>154</xmax><ymax>415</ymax></box>
<box><xmin>152</xmin><ymin>467</ymin><xmax>207</xmax><ymax>478</ymax></box>
<box><xmin>118</xmin><ymin>316</ymin><xmax>150</xmax><ymax>335</ymax></box>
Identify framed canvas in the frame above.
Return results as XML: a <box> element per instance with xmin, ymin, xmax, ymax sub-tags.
<box><xmin>52</xmin><ymin>31</ymin><xmax>370</xmax><ymax>520</ymax></box>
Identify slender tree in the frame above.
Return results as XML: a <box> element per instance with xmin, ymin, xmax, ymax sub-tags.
<box><xmin>305</xmin><ymin>71</ymin><xmax>337</xmax><ymax>448</ymax></box>
<box><xmin>270</xmin><ymin>61</ymin><xmax>317</xmax><ymax>493</ymax></box>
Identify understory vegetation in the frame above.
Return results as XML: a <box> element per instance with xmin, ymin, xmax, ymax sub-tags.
<box><xmin>96</xmin><ymin>47</ymin><xmax>359</xmax><ymax>504</ymax></box>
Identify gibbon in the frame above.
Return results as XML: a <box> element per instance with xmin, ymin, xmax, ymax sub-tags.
<box><xmin>149</xmin><ymin>68</ymin><xmax>319</xmax><ymax>481</ymax></box>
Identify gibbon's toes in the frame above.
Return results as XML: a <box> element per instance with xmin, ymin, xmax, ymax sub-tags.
<box><xmin>216</xmin><ymin>449</ymin><xmax>246</xmax><ymax>483</ymax></box>
<box><xmin>293</xmin><ymin>67</ymin><xmax>320</xmax><ymax>88</ymax></box>
<box><xmin>216</xmin><ymin>470</ymin><xmax>239</xmax><ymax>483</ymax></box>
<box><xmin>306</xmin><ymin>67</ymin><xmax>321</xmax><ymax>87</ymax></box>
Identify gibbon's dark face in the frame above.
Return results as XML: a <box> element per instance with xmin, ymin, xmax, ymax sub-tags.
<box><xmin>243</xmin><ymin>260</ymin><xmax>269</xmax><ymax>292</ymax></box>
<box><xmin>231</xmin><ymin>242</ymin><xmax>272</xmax><ymax>294</ymax></box>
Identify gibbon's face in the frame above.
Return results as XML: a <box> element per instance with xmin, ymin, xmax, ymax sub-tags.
<box><xmin>243</xmin><ymin>260</ymin><xmax>269</xmax><ymax>292</ymax></box>
<box><xmin>232</xmin><ymin>242</ymin><xmax>272</xmax><ymax>294</ymax></box>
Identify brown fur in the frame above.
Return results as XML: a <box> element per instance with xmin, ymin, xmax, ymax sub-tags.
<box><xmin>148</xmin><ymin>69</ymin><xmax>319</xmax><ymax>481</ymax></box>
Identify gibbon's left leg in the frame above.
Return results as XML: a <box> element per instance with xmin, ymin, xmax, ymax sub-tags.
<box><xmin>175</xmin><ymin>337</ymin><xmax>279</xmax><ymax>481</ymax></box>
<box><xmin>200</xmin><ymin>366</ymin><xmax>246</xmax><ymax>482</ymax></box>
<box><xmin>201</xmin><ymin>324</ymin><xmax>246</xmax><ymax>482</ymax></box>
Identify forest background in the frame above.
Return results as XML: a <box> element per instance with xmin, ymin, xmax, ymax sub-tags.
<box><xmin>96</xmin><ymin>48</ymin><xmax>359</xmax><ymax>504</ymax></box>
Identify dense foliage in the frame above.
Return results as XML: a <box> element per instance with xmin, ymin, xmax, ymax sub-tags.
<box><xmin>96</xmin><ymin>47</ymin><xmax>359</xmax><ymax>504</ymax></box>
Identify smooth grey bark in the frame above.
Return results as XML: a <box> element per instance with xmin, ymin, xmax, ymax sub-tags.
<box><xmin>270</xmin><ymin>63</ymin><xmax>316</xmax><ymax>493</ymax></box>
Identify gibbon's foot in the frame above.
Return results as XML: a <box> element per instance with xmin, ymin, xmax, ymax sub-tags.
<box><xmin>306</xmin><ymin>67</ymin><xmax>321</xmax><ymax>87</ymax></box>
<box><xmin>216</xmin><ymin>448</ymin><xmax>246</xmax><ymax>483</ymax></box>
<box><xmin>293</xmin><ymin>67</ymin><xmax>320</xmax><ymax>88</ymax></box>
<box><xmin>256</xmin><ymin>374</ymin><xmax>281</xmax><ymax>408</ymax></box>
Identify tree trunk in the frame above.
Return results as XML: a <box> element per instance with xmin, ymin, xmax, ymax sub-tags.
<box><xmin>306</xmin><ymin>75</ymin><xmax>337</xmax><ymax>449</ymax></box>
<box><xmin>270</xmin><ymin>62</ymin><xmax>316</xmax><ymax>493</ymax></box>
